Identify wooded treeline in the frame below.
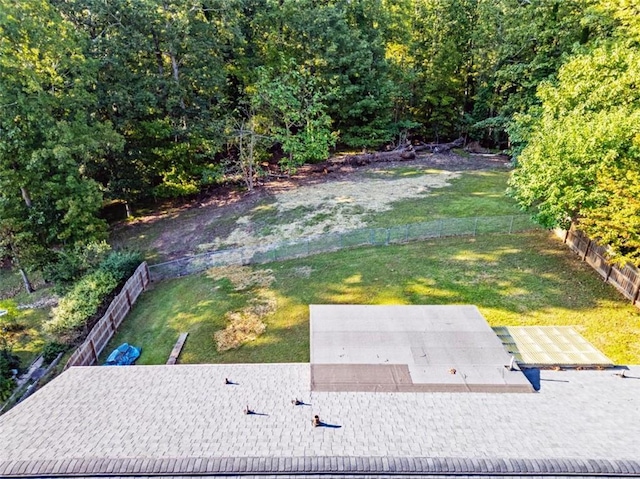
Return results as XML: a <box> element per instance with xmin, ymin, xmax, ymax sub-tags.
<box><xmin>1</xmin><ymin>0</ymin><xmax>639</xmax><ymax>283</ymax></box>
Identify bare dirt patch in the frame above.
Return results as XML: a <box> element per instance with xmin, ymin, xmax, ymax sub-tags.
<box><xmin>112</xmin><ymin>152</ymin><xmax>510</xmax><ymax>262</ymax></box>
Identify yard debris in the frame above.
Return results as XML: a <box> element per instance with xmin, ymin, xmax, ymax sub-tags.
<box><xmin>211</xmin><ymin>266</ymin><xmax>276</xmax><ymax>351</ymax></box>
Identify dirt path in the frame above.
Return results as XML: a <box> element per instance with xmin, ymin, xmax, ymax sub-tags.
<box><xmin>111</xmin><ymin>152</ymin><xmax>510</xmax><ymax>263</ymax></box>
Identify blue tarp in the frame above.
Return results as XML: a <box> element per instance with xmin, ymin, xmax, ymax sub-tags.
<box><xmin>104</xmin><ymin>343</ymin><xmax>141</xmax><ymax>366</ymax></box>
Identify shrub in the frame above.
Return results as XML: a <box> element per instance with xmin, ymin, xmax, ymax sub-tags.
<box><xmin>42</xmin><ymin>250</ymin><xmax>143</xmax><ymax>344</ymax></box>
<box><xmin>43</xmin><ymin>242</ymin><xmax>112</xmax><ymax>291</ymax></box>
<box><xmin>98</xmin><ymin>250</ymin><xmax>143</xmax><ymax>282</ymax></box>
<box><xmin>44</xmin><ymin>270</ymin><xmax>119</xmax><ymax>343</ymax></box>
<box><xmin>41</xmin><ymin>341</ymin><xmax>68</xmax><ymax>364</ymax></box>
<box><xmin>0</xmin><ymin>340</ymin><xmax>20</xmax><ymax>401</ymax></box>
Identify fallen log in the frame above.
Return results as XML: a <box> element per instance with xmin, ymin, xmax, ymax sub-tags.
<box><xmin>414</xmin><ymin>137</ymin><xmax>464</xmax><ymax>153</ymax></box>
<box><xmin>310</xmin><ymin>138</ymin><xmax>464</xmax><ymax>173</ymax></box>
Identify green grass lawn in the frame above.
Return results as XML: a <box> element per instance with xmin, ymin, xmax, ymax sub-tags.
<box><xmin>9</xmin><ymin>308</ymin><xmax>49</xmax><ymax>366</ymax></box>
<box><xmin>364</xmin><ymin>169</ymin><xmax>524</xmax><ymax>227</ymax></box>
<box><xmin>104</xmin><ymin>230</ymin><xmax>640</xmax><ymax>365</ymax></box>
<box><xmin>1</xmin><ymin>269</ymin><xmax>54</xmax><ymax>368</ymax></box>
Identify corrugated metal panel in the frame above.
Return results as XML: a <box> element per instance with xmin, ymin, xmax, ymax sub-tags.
<box><xmin>492</xmin><ymin>326</ymin><xmax>614</xmax><ymax>368</ymax></box>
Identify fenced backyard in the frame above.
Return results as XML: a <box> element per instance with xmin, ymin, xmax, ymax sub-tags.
<box><xmin>149</xmin><ymin>214</ymin><xmax>539</xmax><ymax>281</ymax></box>
<box><xmin>556</xmin><ymin>227</ymin><xmax>640</xmax><ymax>309</ymax></box>
<box><xmin>65</xmin><ymin>262</ymin><xmax>151</xmax><ymax>368</ymax></box>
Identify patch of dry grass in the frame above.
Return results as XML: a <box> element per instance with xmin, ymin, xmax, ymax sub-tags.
<box><xmin>208</xmin><ymin>266</ymin><xmax>277</xmax><ymax>351</ymax></box>
<box><xmin>206</xmin><ymin>265</ymin><xmax>274</xmax><ymax>290</ymax></box>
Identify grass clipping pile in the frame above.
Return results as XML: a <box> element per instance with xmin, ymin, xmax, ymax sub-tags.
<box><xmin>208</xmin><ymin>266</ymin><xmax>276</xmax><ymax>351</ymax></box>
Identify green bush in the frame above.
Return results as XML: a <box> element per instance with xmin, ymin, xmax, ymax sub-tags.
<box><xmin>41</xmin><ymin>341</ymin><xmax>68</xmax><ymax>364</ymax></box>
<box><xmin>42</xmin><ymin>250</ymin><xmax>143</xmax><ymax>344</ymax></box>
<box><xmin>44</xmin><ymin>270</ymin><xmax>119</xmax><ymax>342</ymax></box>
<box><xmin>98</xmin><ymin>250</ymin><xmax>143</xmax><ymax>282</ymax></box>
<box><xmin>44</xmin><ymin>242</ymin><xmax>111</xmax><ymax>290</ymax></box>
<box><xmin>0</xmin><ymin>340</ymin><xmax>20</xmax><ymax>401</ymax></box>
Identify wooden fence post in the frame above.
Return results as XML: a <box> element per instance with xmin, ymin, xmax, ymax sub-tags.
<box><xmin>108</xmin><ymin>312</ymin><xmax>116</xmax><ymax>332</ymax></box>
<box><xmin>605</xmin><ymin>264</ymin><xmax>613</xmax><ymax>283</ymax></box>
<box><xmin>125</xmin><ymin>288</ymin><xmax>132</xmax><ymax>308</ymax></box>
<box><xmin>582</xmin><ymin>239</ymin><xmax>591</xmax><ymax>261</ymax></box>
<box><xmin>90</xmin><ymin>339</ymin><xmax>99</xmax><ymax>365</ymax></box>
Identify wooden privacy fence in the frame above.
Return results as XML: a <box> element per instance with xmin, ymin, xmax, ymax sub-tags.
<box><xmin>556</xmin><ymin>227</ymin><xmax>640</xmax><ymax>309</ymax></box>
<box><xmin>65</xmin><ymin>262</ymin><xmax>151</xmax><ymax>368</ymax></box>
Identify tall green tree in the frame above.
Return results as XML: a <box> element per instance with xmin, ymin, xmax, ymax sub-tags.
<box><xmin>0</xmin><ymin>0</ymin><xmax>121</xmax><ymax>289</ymax></box>
<box><xmin>509</xmin><ymin>37</ymin><xmax>640</xmax><ymax>265</ymax></box>
<box><xmin>56</xmin><ymin>0</ymin><xmax>234</xmax><ymax>201</ymax></box>
<box><xmin>253</xmin><ymin>62</ymin><xmax>336</xmax><ymax>174</ymax></box>
<box><xmin>253</xmin><ymin>0</ymin><xmax>396</xmax><ymax>149</ymax></box>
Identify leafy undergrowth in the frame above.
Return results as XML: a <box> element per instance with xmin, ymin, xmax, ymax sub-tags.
<box><xmin>104</xmin><ymin>230</ymin><xmax>639</xmax><ymax>365</ymax></box>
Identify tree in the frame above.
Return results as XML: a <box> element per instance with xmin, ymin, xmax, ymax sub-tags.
<box><xmin>509</xmin><ymin>37</ymin><xmax>640</xmax><ymax>265</ymax></box>
<box><xmin>0</xmin><ymin>0</ymin><xmax>121</xmax><ymax>289</ymax></box>
<box><xmin>55</xmin><ymin>0</ymin><xmax>234</xmax><ymax>202</ymax></box>
<box><xmin>227</xmin><ymin>108</ymin><xmax>268</xmax><ymax>191</ymax></box>
<box><xmin>253</xmin><ymin>63</ymin><xmax>336</xmax><ymax>174</ymax></box>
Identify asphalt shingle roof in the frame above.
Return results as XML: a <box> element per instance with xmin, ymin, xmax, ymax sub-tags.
<box><xmin>1</xmin><ymin>364</ymin><xmax>639</xmax><ymax>477</ymax></box>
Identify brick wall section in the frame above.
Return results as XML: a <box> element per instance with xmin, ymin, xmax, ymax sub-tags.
<box><xmin>556</xmin><ymin>227</ymin><xmax>640</xmax><ymax>309</ymax></box>
<box><xmin>65</xmin><ymin>262</ymin><xmax>151</xmax><ymax>368</ymax></box>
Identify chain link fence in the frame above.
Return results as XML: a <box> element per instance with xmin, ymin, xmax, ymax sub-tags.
<box><xmin>149</xmin><ymin>215</ymin><xmax>540</xmax><ymax>281</ymax></box>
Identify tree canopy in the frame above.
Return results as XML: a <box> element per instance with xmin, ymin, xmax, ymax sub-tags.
<box><xmin>1</xmin><ymin>0</ymin><xmax>638</xmax><ymax>278</ymax></box>
<box><xmin>509</xmin><ymin>1</ymin><xmax>640</xmax><ymax>265</ymax></box>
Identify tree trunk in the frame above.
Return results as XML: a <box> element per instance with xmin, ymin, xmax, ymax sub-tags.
<box><xmin>20</xmin><ymin>187</ymin><xmax>32</xmax><ymax>208</ymax></box>
<box><xmin>19</xmin><ymin>268</ymin><xmax>33</xmax><ymax>294</ymax></box>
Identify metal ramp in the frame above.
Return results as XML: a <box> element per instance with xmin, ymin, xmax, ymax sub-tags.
<box><xmin>493</xmin><ymin>326</ymin><xmax>614</xmax><ymax>368</ymax></box>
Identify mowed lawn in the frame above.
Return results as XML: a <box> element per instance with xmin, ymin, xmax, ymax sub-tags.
<box><xmin>103</xmin><ymin>230</ymin><xmax>640</xmax><ymax>365</ymax></box>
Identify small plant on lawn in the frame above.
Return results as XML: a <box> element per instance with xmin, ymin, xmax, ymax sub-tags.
<box><xmin>208</xmin><ymin>266</ymin><xmax>276</xmax><ymax>351</ymax></box>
